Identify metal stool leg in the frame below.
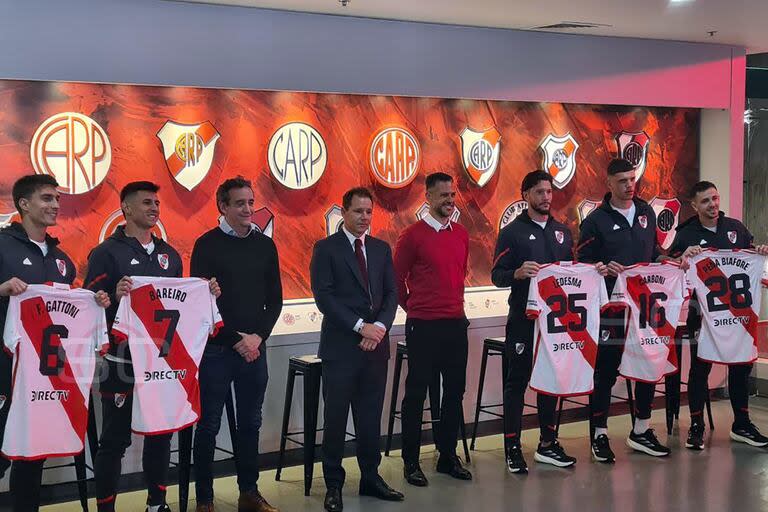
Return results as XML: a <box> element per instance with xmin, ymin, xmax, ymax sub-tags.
<box><xmin>276</xmin><ymin>367</ymin><xmax>297</xmax><ymax>480</ymax></box>
<box><xmin>73</xmin><ymin>452</ymin><xmax>88</xmax><ymax>512</ymax></box>
<box><xmin>470</xmin><ymin>344</ymin><xmax>491</xmax><ymax>450</ymax></box>
<box><xmin>385</xmin><ymin>351</ymin><xmax>404</xmax><ymax>456</ymax></box>
<box><xmin>459</xmin><ymin>404</ymin><xmax>470</xmax><ymax>463</ymax></box>
<box><xmin>87</xmin><ymin>395</ymin><xmax>99</xmax><ymax>468</ymax></box>
<box><xmin>625</xmin><ymin>379</ymin><xmax>636</xmax><ymax>426</ymax></box>
<box><xmin>177</xmin><ymin>425</ymin><xmax>193</xmax><ymax>512</ymax></box>
<box><xmin>303</xmin><ymin>365</ymin><xmax>322</xmax><ymax>496</ymax></box>
<box><xmin>556</xmin><ymin>398</ymin><xmax>565</xmax><ymax>434</ymax></box>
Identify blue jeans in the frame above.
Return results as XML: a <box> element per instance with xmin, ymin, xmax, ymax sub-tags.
<box><xmin>193</xmin><ymin>345</ymin><xmax>268</xmax><ymax>504</ymax></box>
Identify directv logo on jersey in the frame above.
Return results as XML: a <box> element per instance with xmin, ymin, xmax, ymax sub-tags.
<box><xmin>460</xmin><ymin>127</ymin><xmax>501</xmax><ymax>187</ymax></box>
<box><xmin>714</xmin><ymin>316</ymin><xmax>751</xmax><ymax>327</ymax></box>
<box><xmin>268</xmin><ymin>122</ymin><xmax>327</xmax><ymax>190</ymax></box>
<box><xmin>553</xmin><ymin>341</ymin><xmax>585</xmax><ymax>352</ymax></box>
<box><xmin>640</xmin><ymin>336</ymin><xmax>671</xmax><ymax>346</ymax></box>
<box><xmin>144</xmin><ymin>369</ymin><xmax>187</xmax><ymax>382</ymax></box>
<box><xmin>31</xmin><ymin>390</ymin><xmax>69</xmax><ymax>402</ymax></box>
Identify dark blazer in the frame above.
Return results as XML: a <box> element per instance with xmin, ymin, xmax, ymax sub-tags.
<box><xmin>310</xmin><ymin>231</ymin><xmax>398</xmax><ymax>362</ymax></box>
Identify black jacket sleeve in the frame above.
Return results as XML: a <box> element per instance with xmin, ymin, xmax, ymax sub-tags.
<box><xmin>375</xmin><ymin>243</ymin><xmax>398</xmax><ymax>331</ymax></box>
<box><xmin>255</xmin><ymin>239</ymin><xmax>283</xmax><ymax>341</ymax></box>
<box><xmin>190</xmin><ymin>236</ymin><xmax>241</xmax><ymax>347</ymax></box>
<box><xmin>577</xmin><ymin>215</ymin><xmax>601</xmax><ymax>263</ymax></box>
<box><xmin>84</xmin><ymin>246</ymin><xmax>119</xmax><ymax>323</ymax></box>
<box><xmin>491</xmin><ymin>227</ymin><xmax>518</xmax><ymax>287</ymax></box>
<box><xmin>310</xmin><ymin>239</ymin><xmax>360</xmax><ymax>331</ymax></box>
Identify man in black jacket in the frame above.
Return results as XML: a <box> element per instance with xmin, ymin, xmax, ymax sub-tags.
<box><xmin>87</xmin><ymin>181</ymin><xmax>219</xmax><ymax>512</ymax></box>
<box><xmin>0</xmin><ymin>174</ymin><xmax>109</xmax><ymax>511</ymax></box>
<box><xmin>492</xmin><ymin>170</ymin><xmax>605</xmax><ymax>473</ymax></box>
<box><xmin>190</xmin><ymin>176</ymin><xmax>282</xmax><ymax>512</ymax></box>
<box><xmin>578</xmin><ymin>159</ymin><xmax>669</xmax><ymax>462</ymax></box>
<box><xmin>310</xmin><ymin>187</ymin><xmax>402</xmax><ymax>512</ymax></box>
<box><xmin>668</xmin><ymin>180</ymin><xmax>768</xmax><ymax>450</ymax></box>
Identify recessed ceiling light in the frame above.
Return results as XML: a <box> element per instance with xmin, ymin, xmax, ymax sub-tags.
<box><xmin>669</xmin><ymin>0</ymin><xmax>694</xmax><ymax>4</ymax></box>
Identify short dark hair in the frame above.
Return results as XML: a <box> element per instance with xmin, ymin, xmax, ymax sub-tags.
<box><xmin>690</xmin><ymin>180</ymin><xmax>717</xmax><ymax>199</ymax></box>
<box><xmin>12</xmin><ymin>174</ymin><xmax>59</xmax><ymax>216</ymax></box>
<box><xmin>607</xmin><ymin>158</ymin><xmax>635</xmax><ymax>176</ymax></box>
<box><xmin>342</xmin><ymin>187</ymin><xmax>373</xmax><ymax>210</ymax></box>
<box><xmin>120</xmin><ymin>181</ymin><xmax>160</xmax><ymax>203</ymax></box>
<box><xmin>425</xmin><ymin>172</ymin><xmax>453</xmax><ymax>190</ymax></box>
<box><xmin>520</xmin><ymin>170</ymin><xmax>553</xmax><ymax>195</ymax></box>
<box><xmin>216</xmin><ymin>176</ymin><xmax>253</xmax><ymax>214</ymax></box>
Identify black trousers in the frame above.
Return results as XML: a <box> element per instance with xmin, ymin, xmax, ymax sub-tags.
<box><xmin>321</xmin><ymin>355</ymin><xmax>388</xmax><ymax>490</ymax></box>
<box><xmin>687</xmin><ymin>323</ymin><xmax>751</xmax><ymax>426</ymax></box>
<box><xmin>590</xmin><ymin>308</ymin><xmax>655</xmax><ymax>428</ymax></box>
<box><xmin>95</xmin><ymin>393</ymin><xmax>172</xmax><ymax>511</ymax></box>
<box><xmin>502</xmin><ymin>315</ymin><xmax>558</xmax><ymax>447</ymax></box>
<box><xmin>9</xmin><ymin>459</ymin><xmax>45</xmax><ymax>512</ymax></box>
<box><xmin>401</xmin><ymin>317</ymin><xmax>468</xmax><ymax>463</ymax></box>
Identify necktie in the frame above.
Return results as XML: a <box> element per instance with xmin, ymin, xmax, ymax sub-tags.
<box><xmin>354</xmin><ymin>238</ymin><xmax>369</xmax><ymax>290</ymax></box>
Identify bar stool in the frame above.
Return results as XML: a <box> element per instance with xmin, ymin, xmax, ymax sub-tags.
<box><xmin>176</xmin><ymin>387</ymin><xmax>238</xmax><ymax>512</ymax></box>
<box><xmin>384</xmin><ymin>341</ymin><xmax>471</xmax><ymax>462</ymax></box>
<box><xmin>38</xmin><ymin>394</ymin><xmax>99</xmax><ymax>511</ymax></box>
<box><xmin>275</xmin><ymin>355</ymin><xmax>356</xmax><ymax>497</ymax></box>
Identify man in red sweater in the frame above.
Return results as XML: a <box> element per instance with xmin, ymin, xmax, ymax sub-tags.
<box><xmin>395</xmin><ymin>172</ymin><xmax>471</xmax><ymax>487</ymax></box>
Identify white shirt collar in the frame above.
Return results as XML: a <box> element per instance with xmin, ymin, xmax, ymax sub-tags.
<box><xmin>422</xmin><ymin>212</ymin><xmax>452</xmax><ymax>232</ymax></box>
<box><xmin>342</xmin><ymin>226</ymin><xmax>366</xmax><ymax>247</ymax></box>
<box><xmin>218</xmin><ymin>215</ymin><xmax>257</xmax><ymax>238</ymax></box>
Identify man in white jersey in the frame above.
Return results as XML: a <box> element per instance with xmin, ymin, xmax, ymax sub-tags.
<box><xmin>0</xmin><ymin>174</ymin><xmax>109</xmax><ymax>511</ymax></box>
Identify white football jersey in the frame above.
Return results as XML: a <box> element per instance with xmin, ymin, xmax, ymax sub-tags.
<box><xmin>526</xmin><ymin>262</ymin><xmax>608</xmax><ymax>396</ymax></box>
<box><xmin>2</xmin><ymin>284</ymin><xmax>107</xmax><ymax>459</ymax></box>
<box><xmin>610</xmin><ymin>262</ymin><xmax>688</xmax><ymax>382</ymax></box>
<box><xmin>112</xmin><ymin>277</ymin><xmax>222</xmax><ymax>435</ymax></box>
<box><xmin>686</xmin><ymin>249</ymin><xmax>766</xmax><ymax>364</ymax></box>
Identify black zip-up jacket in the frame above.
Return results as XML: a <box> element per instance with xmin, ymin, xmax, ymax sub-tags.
<box><xmin>84</xmin><ymin>225</ymin><xmax>182</xmax><ymax>362</ymax></box>
<box><xmin>667</xmin><ymin>212</ymin><xmax>753</xmax><ymax>327</ymax></box>
<box><xmin>492</xmin><ymin>210</ymin><xmax>574</xmax><ymax>317</ymax></box>
<box><xmin>0</xmin><ymin>222</ymin><xmax>76</xmax><ymax>339</ymax></box>
<box><xmin>668</xmin><ymin>211</ymin><xmax>753</xmax><ymax>256</ymax></box>
<box><xmin>577</xmin><ymin>193</ymin><xmax>661</xmax><ymax>293</ymax></box>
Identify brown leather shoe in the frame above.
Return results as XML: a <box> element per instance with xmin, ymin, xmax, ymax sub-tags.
<box><xmin>238</xmin><ymin>490</ymin><xmax>279</xmax><ymax>512</ymax></box>
<box><xmin>195</xmin><ymin>504</ymin><xmax>214</xmax><ymax>512</ymax></box>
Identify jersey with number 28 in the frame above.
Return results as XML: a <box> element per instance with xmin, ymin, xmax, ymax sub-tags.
<box><xmin>112</xmin><ymin>276</ymin><xmax>222</xmax><ymax>435</ymax></box>
<box><xmin>525</xmin><ymin>262</ymin><xmax>608</xmax><ymax>396</ymax></box>
<box><xmin>686</xmin><ymin>249</ymin><xmax>766</xmax><ymax>364</ymax></box>
<box><xmin>2</xmin><ymin>284</ymin><xmax>107</xmax><ymax>460</ymax></box>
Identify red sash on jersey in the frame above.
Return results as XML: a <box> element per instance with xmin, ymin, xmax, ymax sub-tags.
<box><xmin>625</xmin><ymin>274</ymin><xmax>679</xmax><ymax>371</ymax></box>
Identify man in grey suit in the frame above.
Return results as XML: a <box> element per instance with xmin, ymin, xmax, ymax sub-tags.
<box><xmin>310</xmin><ymin>187</ymin><xmax>403</xmax><ymax>512</ymax></box>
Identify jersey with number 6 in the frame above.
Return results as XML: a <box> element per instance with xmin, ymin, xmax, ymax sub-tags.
<box><xmin>525</xmin><ymin>262</ymin><xmax>608</xmax><ymax>396</ymax></box>
<box><xmin>686</xmin><ymin>249</ymin><xmax>766</xmax><ymax>364</ymax></box>
<box><xmin>2</xmin><ymin>284</ymin><xmax>107</xmax><ymax>460</ymax></box>
<box><xmin>111</xmin><ymin>277</ymin><xmax>222</xmax><ymax>435</ymax></box>
<box><xmin>610</xmin><ymin>262</ymin><xmax>688</xmax><ymax>383</ymax></box>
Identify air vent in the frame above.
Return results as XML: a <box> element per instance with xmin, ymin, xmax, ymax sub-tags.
<box><xmin>531</xmin><ymin>21</ymin><xmax>612</xmax><ymax>30</ymax></box>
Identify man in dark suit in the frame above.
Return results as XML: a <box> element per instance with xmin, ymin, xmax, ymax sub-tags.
<box><xmin>310</xmin><ymin>187</ymin><xmax>403</xmax><ymax>512</ymax></box>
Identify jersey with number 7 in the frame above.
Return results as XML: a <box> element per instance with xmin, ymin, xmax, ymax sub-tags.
<box><xmin>111</xmin><ymin>277</ymin><xmax>222</xmax><ymax>435</ymax></box>
<box><xmin>686</xmin><ymin>249</ymin><xmax>766</xmax><ymax>364</ymax></box>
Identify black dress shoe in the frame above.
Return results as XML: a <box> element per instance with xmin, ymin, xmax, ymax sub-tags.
<box><xmin>436</xmin><ymin>454</ymin><xmax>472</xmax><ymax>481</ymax></box>
<box><xmin>359</xmin><ymin>478</ymin><xmax>405</xmax><ymax>501</ymax></box>
<box><xmin>403</xmin><ymin>462</ymin><xmax>428</xmax><ymax>487</ymax></box>
<box><xmin>324</xmin><ymin>488</ymin><xmax>343</xmax><ymax>512</ymax></box>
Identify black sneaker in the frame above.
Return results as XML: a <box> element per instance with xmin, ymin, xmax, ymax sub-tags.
<box><xmin>533</xmin><ymin>440</ymin><xmax>576</xmax><ymax>467</ymax></box>
<box><xmin>685</xmin><ymin>423</ymin><xmax>705</xmax><ymax>450</ymax></box>
<box><xmin>505</xmin><ymin>444</ymin><xmax>528</xmax><ymax>474</ymax></box>
<box><xmin>591</xmin><ymin>434</ymin><xmax>615</xmax><ymax>463</ymax></box>
<box><xmin>627</xmin><ymin>428</ymin><xmax>671</xmax><ymax>457</ymax></box>
<box><xmin>731</xmin><ymin>422</ymin><xmax>768</xmax><ymax>447</ymax></box>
